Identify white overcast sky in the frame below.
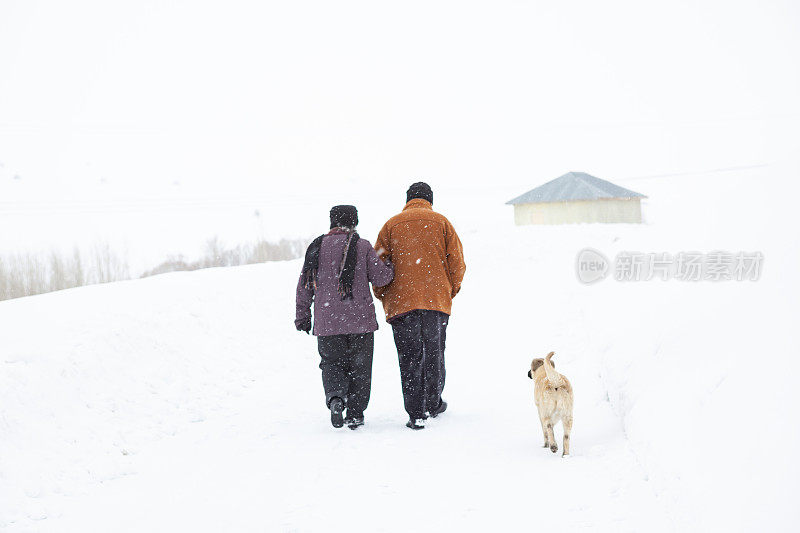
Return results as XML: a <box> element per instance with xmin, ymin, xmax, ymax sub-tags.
<box><xmin>1</xmin><ymin>0</ymin><xmax>799</xmax><ymax>199</ymax></box>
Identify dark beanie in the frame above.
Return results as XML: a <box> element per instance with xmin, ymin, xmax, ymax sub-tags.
<box><xmin>330</xmin><ymin>205</ymin><xmax>358</xmax><ymax>229</ymax></box>
<box><xmin>406</xmin><ymin>182</ymin><xmax>433</xmax><ymax>205</ymax></box>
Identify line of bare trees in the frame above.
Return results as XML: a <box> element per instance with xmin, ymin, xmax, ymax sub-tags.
<box><xmin>0</xmin><ymin>243</ymin><xmax>129</xmax><ymax>301</ymax></box>
<box><xmin>139</xmin><ymin>237</ymin><xmax>308</xmax><ymax>277</ymax></box>
<box><xmin>0</xmin><ymin>237</ymin><xmax>308</xmax><ymax>302</ymax></box>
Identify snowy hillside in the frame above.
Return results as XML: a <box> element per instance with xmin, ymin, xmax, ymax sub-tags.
<box><xmin>2</xmin><ymin>165</ymin><xmax>799</xmax><ymax>531</ymax></box>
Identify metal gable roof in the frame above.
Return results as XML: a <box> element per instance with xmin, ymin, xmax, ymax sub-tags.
<box><xmin>506</xmin><ymin>172</ymin><xmax>646</xmax><ymax>204</ymax></box>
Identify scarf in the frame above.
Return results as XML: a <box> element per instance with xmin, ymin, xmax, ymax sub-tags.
<box><xmin>301</xmin><ymin>229</ymin><xmax>360</xmax><ymax>300</ymax></box>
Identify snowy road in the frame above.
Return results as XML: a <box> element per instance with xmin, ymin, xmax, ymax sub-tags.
<box><xmin>2</xmin><ymin>245</ymin><xmax>669</xmax><ymax>532</ymax></box>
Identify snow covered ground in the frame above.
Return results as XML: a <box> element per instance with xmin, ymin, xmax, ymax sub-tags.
<box><xmin>2</xmin><ymin>165</ymin><xmax>799</xmax><ymax>531</ymax></box>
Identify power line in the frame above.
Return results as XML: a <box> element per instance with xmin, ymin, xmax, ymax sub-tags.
<box><xmin>619</xmin><ymin>164</ymin><xmax>769</xmax><ymax>182</ymax></box>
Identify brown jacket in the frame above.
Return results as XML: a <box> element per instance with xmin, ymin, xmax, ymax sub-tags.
<box><xmin>373</xmin><ymin>199</ymin><xmax>466</xmax><ymax>321</ymax></box>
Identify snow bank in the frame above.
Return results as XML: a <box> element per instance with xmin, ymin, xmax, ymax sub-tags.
<box><xmin>574</xmin><ymin>166</ymin><xmax>800</xmax><ymax>530</ymax></box>
<box><xmin>0</xmin><ymin>263</ymin><xmax>298</xmax><ymax>526</ymax></box>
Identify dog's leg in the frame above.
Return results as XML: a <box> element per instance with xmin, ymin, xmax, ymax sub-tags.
<box><xmin>562</xmin><ymin>416</ymin><xmax>572</xmax><ymax>457</ymax></box>
<box><xmin>540</xmin><ymin>419</ymin><xmax>550</xmax><ymax>447</ymax></box>
<box><xmin>546</xmin><ymin>421</ymin><xmax>557</xmax><ymax>453</ymax></box>
<box><xmin>537</xmin><ymin>405</ymin><xmax>550</xmax><ymax>447</ymax></box>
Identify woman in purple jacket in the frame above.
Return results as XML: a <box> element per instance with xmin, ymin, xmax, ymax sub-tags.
<box><xmin>295</xmin><ymin>205</ymin><xmax>394</xmax><ymax>429</ymax></box>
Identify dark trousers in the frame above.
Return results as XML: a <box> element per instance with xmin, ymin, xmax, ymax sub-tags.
<box><xmin>390</xmin><ymin>310</ymin><xmax>449</xmax><ymax>419</ymax></box>
<box><xmin>317</xmin><ymin>332</ymin><xmax>374</xmax><ymax>417</ymax></box>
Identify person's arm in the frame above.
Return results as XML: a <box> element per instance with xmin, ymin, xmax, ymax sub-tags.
<box><xmin>372</xmin><ymin>222</ymin><xmax>392</xmax><ymax>299</ymax></box>
<box><xmin>295</xmin><ymin>272</ymin><xmax>313</xmax><ymax>333</ymax></box>
<box><xmin>445</xmin><ymin>219</ymin><xmax>466</xmax><ymax>298</ymax></box>
<box><xmin>366</xmin><ymin>243</ymin><xmax>394</xmax><ymax>288</ymax></box>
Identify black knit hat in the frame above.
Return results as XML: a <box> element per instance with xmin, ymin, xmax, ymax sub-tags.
<box><xmin>330</xmin><ymin>205</ymin><xmax>358</xmax><ymax>229</ymax></box>
<box><xmin>406</xmin><ymin>182</ymin><xmax>433</xmax><ymax>205</ymax></box>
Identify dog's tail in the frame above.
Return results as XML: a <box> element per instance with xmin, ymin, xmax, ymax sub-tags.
<box><xmin>543</xmin><ymin>351</ymin><xmax>565</xmax><ymax>387</ymax></box>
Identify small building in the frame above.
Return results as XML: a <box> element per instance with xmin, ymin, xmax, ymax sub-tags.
<box><xmin>506</xmin><ymin>172</ymin><xmax>646</xmax><ymax>225</ymax></box>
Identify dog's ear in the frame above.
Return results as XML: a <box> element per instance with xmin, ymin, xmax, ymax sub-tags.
<box><xmin>531</xmin><ymin>358</ymin><xmax>544</xmax><ymax>373</ymax></box>
<box><xmin>527</xmin><ymin>370</ymin><xmax>532</xmax><ymax>379</ymax></box>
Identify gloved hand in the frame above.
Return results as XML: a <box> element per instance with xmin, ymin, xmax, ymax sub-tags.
<box><xmin>296</xmin><ymin>318</ymin><xmax>311</xmax><ymax>334</ymax></box>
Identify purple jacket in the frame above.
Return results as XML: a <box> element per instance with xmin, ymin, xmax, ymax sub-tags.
<box><xmin>296</xmin><ymin>232</ymin><xmax>394</xmax><ymax>336</ymax></box>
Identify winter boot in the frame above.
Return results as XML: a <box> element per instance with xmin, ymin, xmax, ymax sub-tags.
<box><xmin>406</xmin><ymin>418</ymin><xmax>425</xmax><ymax>430</ymax></box>
<box><xmin>429</xmin><ymin>400</ymin><xmax>448</xmax><ymax>419</ymax></box>
<box><xmin>329</xmin><ymin>397</ymin><xmax>345</xmax><ymax>428</ymax></box>
<box><xmin>345</xmin><ymin>415</ymin><xmax>364</xmax><ymax>430</ymax></box>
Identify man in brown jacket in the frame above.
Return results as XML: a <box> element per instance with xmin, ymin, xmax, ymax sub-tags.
<box><xmin>374</xmin><ymin>182</ymin><xmax>466</xmax><ymax>430</ymax></box>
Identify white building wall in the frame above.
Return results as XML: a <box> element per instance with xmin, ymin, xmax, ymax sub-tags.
<box><xmin>513</xmin><ymin>198</ymin><xmax>642</xmax><ymax>225</ymax></box>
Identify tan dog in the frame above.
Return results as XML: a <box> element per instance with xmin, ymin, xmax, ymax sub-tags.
<box><xmin>527</xmin><ymin>352</ymin><xmax>573</xmax><ymax>456</ymax></box>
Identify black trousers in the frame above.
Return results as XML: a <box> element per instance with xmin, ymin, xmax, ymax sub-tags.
<box><xmin>317</xmin><ymin>332</ymin><xmax>374</xmax><ymax>417</ymax></box>
<box><xmin>391</xmin><ymin>310</ymin><xmax>449</xmax><ymax>419</ymax></box>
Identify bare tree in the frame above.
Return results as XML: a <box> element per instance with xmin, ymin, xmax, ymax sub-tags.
<box><xmin>0</xmin><ymin>256</ymin><xmax>9</xmax><ymax>300</ymax></box>
<box><xmin>71</xmin><ymin>247</ymin><xmax>85</xmax><ymax>288</ymax></box>
<box><xmin>50</xmin><ymin>250</ymin><xmax>68</xmax><ymax>291</ymax></box>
